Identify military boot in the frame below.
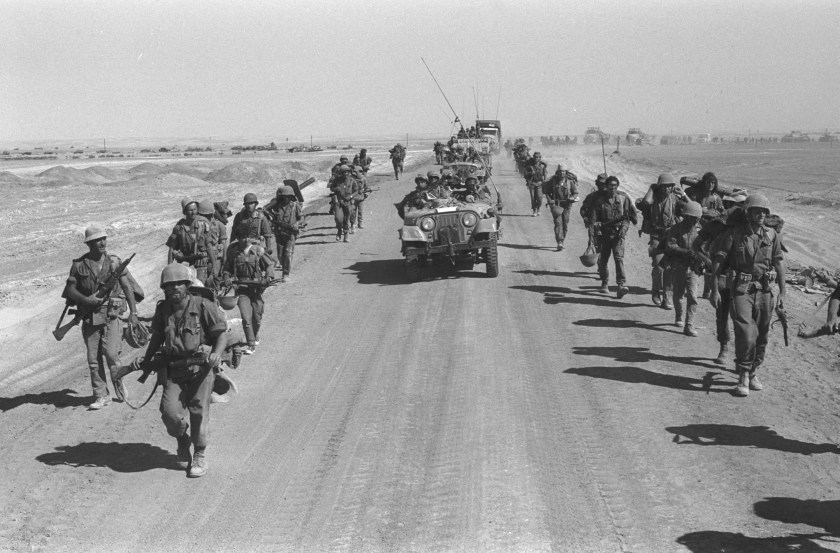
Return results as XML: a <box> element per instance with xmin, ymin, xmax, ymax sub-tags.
<box><xmin>733</xmin><ymin>371</ymin><xmax>749</xmax><ymax>397</ymax></box>
<box><xmin>713</xmin><ymin>342</ymin><xmax>729</xmax><ymax>365</ymax></box>
<box><xmin>188</xmin><ymin>448</ymin><xmax>207</xmax><ymax>478</ymax></box>
<box><xmin>749</xmin><ymin>371</ymin><xmax>764</xmax><ymax>391</ymax></box>
<box><xmin>598</xmin><ymin>281</ymin><xmax>609</xmax><ymax>294</ymax></box>
<box><xmin>683</xmin><ymin>325</ymin><xmax>698</xmax><ymax>337</ymax></box>
<box><xmin>343</xmin><ymin>233</ymin><xmax>349</xmax><ymax>243</ymax></box>
<box><xmin>349</xmin><ymin>223</ymin><xmax>355</xmax><ymax>234</ymax></box>
<box><xmin>660</xmin><ymin>296</ymin><xmax>673</xmax><ymax>310</ymax></box>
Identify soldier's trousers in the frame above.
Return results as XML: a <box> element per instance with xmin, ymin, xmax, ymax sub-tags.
<box><xmin>730</xmin><ymin>288</ymin><xmax>775</xmax><ymax>374</ymax></box>
<box><xmin>671</xmin><ymin>267</ymin><xmax>699</xmax><ymax>325</ymax></box>
<box><xmin>716</xmin><ymin>287</ymin><xmax>732</xmax><ymax>345</ymax></box>
<box><xmin>528</xmin><ymin>185</ymin><xmax>543</xmax><ymax>211</ymax></box>
<box><xmin>549</xmin><ymin>205</ymin><xmax>570</xmax><ymax>243</ymax></box>
<box><xmin>237</xmin><ymin>289</ymin><xmax>264</xmax><ymax>345</ymax></box>
<box><xmin>334</xmin><ymin>202</ymin><xmax>353</xmax><ymax>235</ymax></box>
<box><xmin>354</xmin><ymin>199</ymin><xmax>365</xmax><ymax>227</ymax></box>
<box><xmin>392</xmin><ymin>161</ymin><xmax>403</xmax><ymax>179</ymax></box>
<box><xmin>597</xmin><ymin>232</ymin><xmax>626</xmax><ymax>285</ymax></box>
<box><xmin>82</xmin><ymin>318</ymin><xmax>123</xmax><ymax>398</ymax></box>
<box><xmin>274</xmin><ymin>232</ymin><xmax>296</xmax><ymax>276</ymax></box>
<box><xmin>649</xmin><ymin>237</ymin><xmax>673</xmax><ymax>298</ymax></box>
<box><xmin>160</xmin><ymin>367</ymin><xmax>214</xmax><ymax>449</ymax></box>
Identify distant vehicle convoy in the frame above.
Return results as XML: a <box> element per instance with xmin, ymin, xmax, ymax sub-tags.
<box><xmin>583</xmin><ymin>127</ymin><xmax>610</xmax><ymax>144</ymax></box>
<box><xmin>626</xmin><ymin>128</ymin><xmax>653</xmax><ymax>146</ymax></box>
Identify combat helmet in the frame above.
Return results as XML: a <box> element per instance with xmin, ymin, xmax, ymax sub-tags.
<box><xmin>197</xmin><ymin>199</ymin><xmax>214</xmax><ymax>215</ymax></box>
<box><xmin>277</xmin><ymin>186</ymin><xmax>296</xmax><ymax>197</ymax></box>
<box><xmin>426</xmin><ymin>169</ymin><xmax>440</xmax><ymax>180</ymax></box>
<box><xmin>243</xmin><ymin>193</ymin><xmax>258</xmax><ymax>205</ymax></box>
<box><xmin>181</xmin><ymin>197</ymin><xmax>197</xmax><ymax>213</ymax></box>
<box><xmin>744</xmin><ymin>193</ymin><xmax>771</xmax><ymax>213</ymax></box>
<box><xmin>657</xmin><ymin>173</ymin><xmax>677</xmax><ymax>186</ymax></box>
<box><xmin>83</xmin><ymin>225</ymin><xmax>107</xmax><ymax>243</ymax></box>
<box><xmin>683</xmin><ymin>201</ymin><xmax>703</xmax><ymax>218</ymax></box>
<box><xmin>160</xmin><ymin>262</ymin><xmax>193</xmax><ymax>288</ymax></box>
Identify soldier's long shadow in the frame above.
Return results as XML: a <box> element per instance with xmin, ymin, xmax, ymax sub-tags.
<box><xmin>499</xmin><ymin>242</ymin><xmax>555</xmax><ymax>251</ymax></box>
<box><xmin>0</xmin><ymin>389</ymin><xmax>90</xmax><ymax>412</ymax></box>
<box><xmin>572</xmin><ymin>345</ymin><xmax>721</xmax><ymax>369</ymax></box>
<box><xmin>573</xmin><ymin>318</ymin><xmax>683</xmax><ymax>335</ymax></box>
<box><xmin>296</xmin><ymin>241</ymin><xmax>338</xmax><ymax>246</ymax></box>
<box><xmin>515</xmin><ymin>269</ymin><xmax>599</xmax><ymax>279</ymax></box>
<box><xmin>665</xmin><ymin>425</ymin><xmax>839</xmax><ymax>456</ymax></box>
<box><xmin>754</xmin><ymin>497</ymin><xmax>840</xmax><ymax>536</ymax></box>
<box><xmin>511</xmin><ymin>285</ymin><xmax>649</xmax><ymax>308</ymax></box>
<box><xmin>676</xmin><ymin>530</ymin><xmax>835</xmax><ymax>552</ymax></box>
<box><xmin>565</xmin><ymin>366</ymin><xmax>729</xmax><ymax>394</ymax></box>
<box><xmin>36</xmin><ymin>442</ymin><xmax>181</xmax><ymax>472</ymax></box>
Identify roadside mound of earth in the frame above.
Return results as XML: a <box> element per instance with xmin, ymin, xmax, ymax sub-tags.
<box><xmin>206</xmin><ymin>161</ymin><xmax>281</xmax><ymax>184</ymax></box>
<box><xmin>785</xmin><ymin>184</ymin><xmax>840</xmax><ymax>208</ymax></box>
<box><xmin>160</xmin><ymin>164</ymin><xmax>208</xmax><ymax>180</ymax></box>
<box><xmin>35</xmin><ymin>165</ymin><xmax>115</xmax><ymax>186</ymax></box>
<box><xmin>0</xmin><ymin>171</ymin><xmax>26</xmax><ymax>184</ymax></box>
<box><xmin>127</xmin><ymin>162</ymin><xmax>165</xmax><ymax>175</ymax></box>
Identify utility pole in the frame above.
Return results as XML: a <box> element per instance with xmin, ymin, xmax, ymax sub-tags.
<box><xmin>103</xmin><ymin>139</ymin><xmax>106</xmax><ymax>153</ymax></box>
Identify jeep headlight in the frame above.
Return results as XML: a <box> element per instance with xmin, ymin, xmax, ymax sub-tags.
<box><xmin>420</xmin><ymin>217</ymin><xmax>436</xmax><ymax>231</ymax></box>
<box><xmin>461</xmin><ymin>212</ymin><xmax>477</xmax><ymax>227</ymax></box>
<box><xmin>469</xmin><ymin>166</ymin><xmax>475</xmax><ymax>173</ymax></box>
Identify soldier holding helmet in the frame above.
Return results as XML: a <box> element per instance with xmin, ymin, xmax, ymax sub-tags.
<box><xmin>589</xmin><ymin>176</ymin><xmax>637</xmax><ymax>298</ymax></box>
<box><xmin>663</xmin><ymin>201</ymin><xmax>705</xmax><ymax>337</ymax></box>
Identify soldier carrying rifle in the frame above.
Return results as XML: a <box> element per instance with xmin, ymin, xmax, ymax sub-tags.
<box><xmin>61</xmin><ymin>225</ymin><xmax>139</xmax><ymax>410</ymax></box>
<box><xmin>130</xmin><ymin>263</ymin><xmax>227</xmax><ymax>477</ymax></box>
<box><xmin>265</xmin><ymin>185</ymin><xmax>304</xmax><ymax>283</ymax></box>
<box><xmin>589</xmin><ymin>176</ymin><xmax>637</xmax><ymax>298</ymax></box>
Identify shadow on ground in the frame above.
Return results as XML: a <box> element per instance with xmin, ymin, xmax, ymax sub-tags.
<box><xmin>665</xmin><ymin>425</ymin><xmax>839</xmax><ymax>455</ymax></box>
<box><xmin>573</xmin><ymin>318</ymin><xmax>685</xmax><ymax>335</ymax></box>
<box><xmin>344</xmin><ymin>259</ymin><xmax>409</xmax><ymax>286</ymax></box>
<box><xmin>676</xmin><ymin>531</ymin><xmax>835</xmax><ymax>552</ymax></box>
<box><xmin>515</xmin><ymin>269</ymin><xmax>600</xmax><ymax>279</ymax></box>
<box><xmin>0</xmin><ymin>389</ymin><xmax>90</xmax><ymax>412</ymax></box>
<box><xmin>572</xmin><ymin>346</ymin><xmax>721</xmax><ymax>369</ymax></box>
<box><xmin>499</xmin><ymin>242</ymin><xmax>557</xmax><ymax>252</ymax></box>
<box><xmin>565</xmin><ymin>366</ymin><xmax>730</xmax><ymax>394</ymax></box>
<box><xmin>36</xmin><ymin>442</ymin><xmax>181</xmax><ymax>472</ymax></box>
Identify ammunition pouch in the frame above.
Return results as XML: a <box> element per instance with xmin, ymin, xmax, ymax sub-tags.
<box><xmin>732</xmin><ymin>271</ymin><xmax>775</xmax><ymax>295</ymax></box>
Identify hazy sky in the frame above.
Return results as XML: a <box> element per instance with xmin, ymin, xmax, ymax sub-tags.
<box><xmin>2</xmin><ymin>0</ymin><xmax>838</xmax><ymax>142</ymax></box>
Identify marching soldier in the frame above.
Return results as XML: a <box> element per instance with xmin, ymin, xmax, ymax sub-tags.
<box><xmin>389</xmin><ymin>143</ymin><xmax>405</xmax><ymax>180</ymax></box>
<box><xmin>196</xmin><ymin>200</ymin><xmax>221</xmax><ymax>287</ymax></box>
<box><xmin>328</xmin><ymin>156</ymin><xmax>350</xmax><ymax>215</ymax></box>
<box><xmin>167</xmin><ymin>198</ymin><xmax>214</xmax><ymax>284</ymax></box>
<box><xmin>581</xmin><ymin>173</ymin><xmax>608</xmax><ymax>255</ymax></box>
<box><xmin>223</xmin><ymin>224</ymin><xmax>276</xmax><ymax>354</ymax></box>
<box><xmin>543</xmin><ymin>164</ymin><xmax>579</xmax><ymax>251</ymax></box>
<box><xmin>642</xmin><ymin>173</ymin><xmax>687</xmax><ymax>309</ymax></box>
<box><xmin>523</xmin><ymin>152</ymin><xmax>548</xmax><ymax>216</ymax></box>
<box><xmin>433</xmin><ymin>142</ymin><xmax>445</xmax><ymax>165</ymax></box>
<box><xmin>590</xmin><ymin>176</ymin><xmax>637</xmax><ymax>298</ymax></box>
<box><xmin>351</xmin><ymin>165</ymin><xmax>371</xmax><ymax>231</ymax></box>
<box><xmin>663</xmin><ymin>201</ymin><xmax>705</xmax><ymax>336</ymax></box>
<box><xmin>329</xmin><ymin>165</ymin><xmax>362</xmax><ymax>242</ymax></box>
<box><xmin>354</xmin><ymin>148</ymin><xmax>372</xmax><ymax>174</ymax></box>
<box><xmin>212</xmin><ymin>201</ymin><xmax>231</xmax><ymax>283</ymax></box>
<box><xmin>230</xmin><ymin>193</ymin><xmax>275</xmax><ymax>264</ymax></box>
<box><xmin>267</xmin><ymin>186</ymin><xmax>304</xmax><ymax>282</ymax></box>
<box><xmin>132</xmin><ymin>263</ymin><xmax>227</xmax><ymax>477</ymax></box>
<box><xmin>686</xmin><ymin>172</ymin><xmax>725</xmax><ymax>298</ymax></box>
<box><xmin>64</xmin><ymin>225</ymin><xmax>139</xmax><ymax>409</ymax></box>
<box><xmin>710</xmin><ymin>193</ymin><xmax>785</xmax><ymax>397</ymax></box>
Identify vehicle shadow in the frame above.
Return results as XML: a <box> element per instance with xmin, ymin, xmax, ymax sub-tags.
<box><xmin>572</xmin><ymin>346</ymin><xmax>721</xmax><ymax>369</ymax></box>
<box><xmin>344</xmin><ymin>259</ymin><xmax>410</xmax><ymax>286</ymax></box>
<box><xmin>676</xmin><ymin>530</ymin><xmax>834</xmax><ymax>552</ymax></box>
<box><xmin>665</xmin><ymin>425</ymin><xmax>839</xmax><ymax>455</ymax></box>
<box><xmin>572</xmin><ymin>318</ymin><xmax>684</xmax><ymax>335</ymax></box>
<box><xmin>564</xmin><ymin>366</ymin><xmax>729</xmax><ymax>394</ymax></box>
<box><xmin>36</xmin><ymin>442</ymin><xmax>181</xmax><ymax>472</ymax></box>
<box><xmin>0</xmin><ymin>389</ymin><xmax>90</xmax><ymax>412</ymax></box>
<box><xmin>754</xmin><ymin>497</ymin><xmax>840</xmax><ymax>536</ymax></box>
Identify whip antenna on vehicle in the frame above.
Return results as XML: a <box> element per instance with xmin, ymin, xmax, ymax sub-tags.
<box><xmin>600</xmin><ymin>133</ymin><xmax>608</xmax><ymax>175</ymax></box>
<box><xmin>421</xmin><ymin>58</ymin><xmax>499</xmax><ymax>197</ymax></box>
<box><xmin>495</xmin><ymin>85</ymin><xmax>501</xmax><ymax>120</ymax></box>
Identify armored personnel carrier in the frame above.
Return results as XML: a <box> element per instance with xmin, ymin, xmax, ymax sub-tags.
<box><xmin>398</xmin><ymin>175</ymin><xmax>499</xmax><ymax>281</ymax></box>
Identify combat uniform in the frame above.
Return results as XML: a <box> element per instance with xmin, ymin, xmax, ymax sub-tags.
<box><xmin>664</xmin><ymin>218</ymin><xmax>702</xmax><ymax>334</ymax></box>
<box><xmin>230</xmin><ymin>209</ymin><xmax>273</xmax><ymax>257</ymax></box>
<box><xmin>167</xmin><ymin>217</ymin><xmax>213</xmax><ymax>283</ymax></box>
<box><xmin>523</xmin><ymin>157</ymin><xmax>548</xmax><ymax>215</ymax></box>
<box><xmin>223</xmin><ymin>244</ymin><xmax>275</xmax><ymax>348</ymax></box>
<box><xmin>66</xmin><ymin>253</ymin><xmax>129</xmax><ymax>400</ymax></box>
<box><xmin>543</xmin><ymin>171</ymin><xmax>579</xmax><ymax>249</ymax></box>
<box><xmin>210</xmin><ymin>216</ymin><xmax>228</xmax><ymax>283</ymax></box>
<box><xmin>351</xmin><ymin>167</ymin><xmax>371</xmax><ymax>230</ymax></box>
<box><xmin>590</xmin><ymin>191</ymin><xmax>637</xmax><ymax>290</ymax></box>
<box><xmin>647</xmin><ymin>189</ymin><xmax>683</xmax><ymax>307</ymax></box>
<box><xmin>150</xmin><ymin>290</ymin><xmax>226</xmax><ymax>466</ymax></box>
<box><xmin>712</xmin><ymin>221</ymin><xmax>783</xmax><ymax>385</ymax></box>
<box><xmin>269</xmin><ymin>199</ymin><xmax>303</xmax><ymax>279</ymax></box>
<box><xmin>330</xmin><ymin>171</ymin><xmax>362</xmax><ymax>241</ymax></box>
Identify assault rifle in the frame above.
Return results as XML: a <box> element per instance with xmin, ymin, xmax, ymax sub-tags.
<box><xmin>53</xmin><ymin>253</ymin><xmax>136</xmax><ymax>342</ymax></box>
<box><xmin>137</xmin><ymin>347</ymin><xmax>211</xmax><ymax>385</ymax></box>
<box><xmin>231</xmin><ymin>278</ymin><xmax>281</xmax><ymax>289</ymax></box>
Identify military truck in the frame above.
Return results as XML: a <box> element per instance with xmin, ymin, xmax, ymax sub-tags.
<box><xmin>475</xmin><ymin>119</ymin><xmax>502</xmax><ymax>154</ymax></box>
<box><xmin>398</xmin><ymin>177</ymin><xmax>499</xmax><ymax>281</ymax></box>
<box><xmin>583</xmin><ymin>127</ymin><xmax>610</xmax><ymax>144</ymax></box>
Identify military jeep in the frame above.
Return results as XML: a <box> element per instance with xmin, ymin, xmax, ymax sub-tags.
<box><xmin>399</xmin><ymin>192</ymin><xmax>499</xmax><ymax>281</ymax></box>
<box><xmin>443</xmin><ymin>161</ymin><xmax>487</xmax><ymax>183</ymax></box>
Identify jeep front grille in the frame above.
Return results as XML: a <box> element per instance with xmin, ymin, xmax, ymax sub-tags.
<box><xmin>432</xmin><ymin>213</ymin><xmax>467</xmax><ymax>245</ymax></box>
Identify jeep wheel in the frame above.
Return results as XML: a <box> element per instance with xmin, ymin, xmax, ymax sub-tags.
<box><xmin>485</xmin><ymin>243</ymin><xmax>499</xmax><ymax>277</ymax></box>
<box><xmin>405</xmin><ymin>259</ymin><xmax>421</xmax><ymax>282</ymax></box>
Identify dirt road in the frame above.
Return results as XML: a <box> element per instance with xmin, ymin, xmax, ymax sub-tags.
<box><xmin>1</xmin><ymin>157</ymin><xmax>839</xmax><ymax>552</ymax></box>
